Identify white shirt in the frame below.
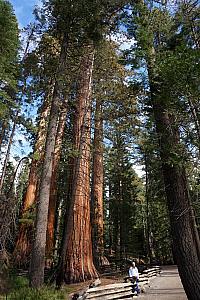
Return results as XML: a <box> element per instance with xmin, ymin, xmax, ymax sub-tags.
<box><xmin>129</xmin><ymin>266</ymin><xmax>139</xmax><ymax>279</ymax></box>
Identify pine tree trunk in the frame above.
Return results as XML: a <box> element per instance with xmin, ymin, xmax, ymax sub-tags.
<box><xmin>46</xmin><ymin>106</ymin><xmax>67</xmax><ymax>264</ymax></box>
<box><xmin>154</xmin><ymin>106</ymin><xmax>200</xmax><ymax>299</ymax></box>
<box><xmin>144</xmin><ymin>152</ymin><xmax>156</xmax><ymax>263</ymax></box>
<box><xmin>13</xmin><ymin>100</ymin><xmax>50</xmax><ymax>267</ymax></box>
<box><xmin>91</xmin><ymin>98</ymin><xmax>108</xmax><ymax>268</ymax></box>
<box><xmin>57</xmin><ymin>44</ymin><xmax>98</xmax><ymax>285</ymax></box>
<box><xmin>108</xmin><ymin>182</ymin><xmax>114</xmax><ymax>255</ymax></box>
<box><xmin>30</xmin><ymin>34</ymin><xmax>68</xmax><ymax>288</ymax></box>
<box><xmin>148</xmin><ymin>49</ymin><xmax>200</xmax><ymax>299</ymax></box>
<box><xmin>144</xmin><ymin>152</ymin><xmax>150</xmax><ymax>260</ymax></box>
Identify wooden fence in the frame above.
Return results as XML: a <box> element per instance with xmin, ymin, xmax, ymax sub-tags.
<box><xmin>74</xmin><ymin>266</ymin><xmax>161</xmax><ymax>300</ymax></box>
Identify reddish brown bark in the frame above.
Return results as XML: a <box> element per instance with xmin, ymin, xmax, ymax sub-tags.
<box><xmin>91</xmin><ymin>98</ymin><xmax>108</xmax><ymax>268</ymax></box>
<box><xmin>13</xmin><ymin>100</ymin><xmax>50</xmax><ymax>267</ymax></box>
<box><xmin>57</xmin><ymin>45</ymin><xmax>98</xmax><ymax>285</ymax></box>
<box><xmin>46</xmin><ymin>107</ymin><xmax>67</xmax><ymax>263</ymax></box>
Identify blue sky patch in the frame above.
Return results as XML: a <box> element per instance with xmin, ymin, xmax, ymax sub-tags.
<box><xmin>11</xmin><ymin>0</ymin><xmax>40</xmax><ymax>28</ymax></box>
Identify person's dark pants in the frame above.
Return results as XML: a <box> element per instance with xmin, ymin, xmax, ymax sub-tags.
<box><xmin>131</xmin><ymin>278</ymin><xmax>140</xmax><ymax>294</ymax></box>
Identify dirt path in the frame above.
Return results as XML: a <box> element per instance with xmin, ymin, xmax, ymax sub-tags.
<box><xmin>139</xmin><ymin>265</ymin><xmax>188</xmax><ymax>300</ymax></box>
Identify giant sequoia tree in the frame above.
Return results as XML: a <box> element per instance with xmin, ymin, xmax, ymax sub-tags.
<box><xmin>57</xmin><ymin>44</ymin><xmax>98</xmax><ymax>284</ymax></box>
<box><xmin>30</xmin><ymin>0</ymin><xmax>129</xmax><ymax>287</ymax></box>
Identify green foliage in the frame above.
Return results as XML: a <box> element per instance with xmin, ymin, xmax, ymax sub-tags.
<box><xmin>15</xmin><ymin>161</ymin><xmax>29</xmax><ymax>206</ymax></box>
<box><xmin>0</xmin><ymin>0</ymin><xmax>19</xmax><ymax>105</ymax></box>
<box><xmin>0</xmin><ymin>271</ymin><xmax>73</xmax><ymax>299</ymax></box>
<box><xmin>46</xmin><ymin>0</ymin><xmax>128</xmax><ymax>42</ymax></box>
<box><xmin>1</xmin><ymin>272</ymin><xmax>68</xmax><ymax>300</ymax></box>
<box><xmin>6</xmin><ymin>287</ymin><xmax>65</xmax><ymax>300</ymax></box>
<box><xmin>104</xmin><ymin>132</ymin><xmax>145</xmax><ymax>258</ymax></box>
<box><xmin>0</xmin><ymin>0</ymin><xmax>19</xmax><ymax>62</ymax></box>
<box><xmin>1</xmin><ymin>162</ymin><xmax>15</xmax><ymax>195</ymax></box>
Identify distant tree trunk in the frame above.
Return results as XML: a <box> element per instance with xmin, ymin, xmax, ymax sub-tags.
<box><xmin>91</xmin><ymin>98</ymin><xmax>108</xmax><ymax>268</ymax></box>
<box><xmin>0</xmin><ymin>112</ymin><xmax>18</xmax><ymax>193</ymax></box>
<box><xmin>54</xmin><ymin>198</ymin><xmax>63</xmax><ymax>259</ymax></box>
<box><xmin>113</xmin><ymin>179</ymin><xmax>121</xmax><ymax>261</ymax></box>
<box><xmin>144</xmin><ymin>152</ymin><xmax>156</xmax><ymax>263</ymax></box>
<box><xmin>187</xmin><ymin>97</ymin><xmax>200</xmax><ymax>147</ymax></box>
<box><xmin>13</xmin><ymin>99</ymin><xmax>50</xmax><ymax>267</ymax></box>
<box><xmin>57</xmin><ymin>44</ymin><xmax>98</xmax><ymax>285</ymax></box>
<box><xmin>108</xmin><ymin>177</ymin><xmax>120</xmax><ymax>260</ymax></box>
<box><xmin>30</xmin><ymin>34</ymin><xmax>68</xmax><ymax>288</ymax></box>
<box><xmin>108</xmin><ymin>182</ymin><xmax>114</xmax><ymax>255</ymax></box>
<box><xmin>144</xmin><ymin>152</ymin><xmax>150</xmax><ymax>260</ymax></box>
<box><xmin>147</xmin><ymin>47</ymin><xmax>200</xmax><ymax>299</ymax></box>
<box><xmin>46</xmin><ymin>106</ymin><xmax>67</xmax><ymax>264</ymax></box>
<box><xmin>0</xmin><ymin>120</ymin><xmax>7</xmax><ymax>155</ymax></box>
<box><xmin>119</xmin><ymin>179</ymin><xmax>125</xmax><ymax>260</ymax></box>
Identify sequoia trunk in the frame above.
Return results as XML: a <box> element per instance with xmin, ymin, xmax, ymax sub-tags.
<box><xmin>57</xmin><ymin>44</ymin><xmax>98</xmax><ymax>284</ymax></box>
<box><xmin>91</xmin><ymin>98</ymin><xmax>108</xmax><ymax>268</ymax></box>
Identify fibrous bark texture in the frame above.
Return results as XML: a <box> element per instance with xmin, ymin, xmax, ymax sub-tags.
<box><xmin>91</xmin><ymin>98</ymin><xmax>108</xmax><ymax>268</ymax></box>
<box><xmin>57</xmin><ymin>44</ymin><xmax>98</xmax><ymax>284</ymax></box>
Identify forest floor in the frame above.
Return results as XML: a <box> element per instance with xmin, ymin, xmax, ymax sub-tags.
<box><xmin>139</xmin><ymin>265</ymin><xmax>188</xmax><ymax>300</ymax></box>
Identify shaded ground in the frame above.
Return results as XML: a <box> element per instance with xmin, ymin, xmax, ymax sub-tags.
<box><xmin>140</xmin><ymin>265</ymin><xmax>188</xmax><ymax>300</ymax></box>
<box><xmin>66</xmin><ymin>276</ymin><xmax>124</xmax><ymax>299</ymax></box>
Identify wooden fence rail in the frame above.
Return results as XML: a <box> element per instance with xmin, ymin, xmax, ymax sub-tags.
<box><xmin>74</xmin><ymin>266</ymin><xmax>161</xmax><ymax>300</ymax></box>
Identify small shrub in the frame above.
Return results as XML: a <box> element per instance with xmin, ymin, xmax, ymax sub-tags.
<box><xmin>9</xmin><ymin>273</ymin><xmax>29</xmax><ymax>290</ymax></box>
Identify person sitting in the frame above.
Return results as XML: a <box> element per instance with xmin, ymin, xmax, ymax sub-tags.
<box><xmin>128</xmin><ymin>261</ymin><xmax>140</xmax><ymax>295</ymax></box>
